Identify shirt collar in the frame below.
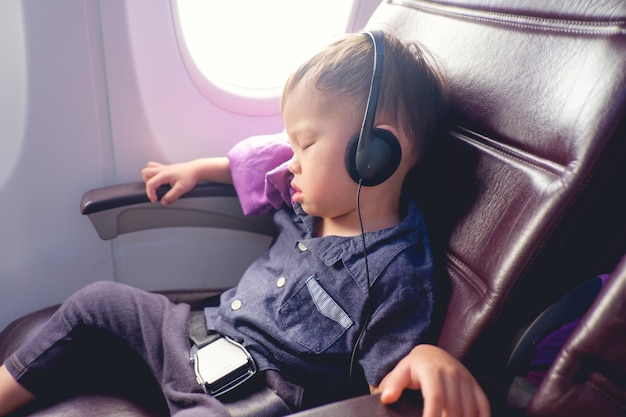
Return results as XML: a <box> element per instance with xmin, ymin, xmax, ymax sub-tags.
<box><xmin>292</xmin><ymin>196</ymin><xmax>425</xmax><ymax>292</ymax></box>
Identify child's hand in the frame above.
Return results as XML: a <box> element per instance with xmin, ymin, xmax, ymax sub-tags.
<box><xmin>141</xmin><ymin>161</ymin><xmax>200</xmax><ymax>205</ymax></box>
<box><xmin>373</xmin><ymin>344</ymin><xmax>490</xmax><ymax>417</ymax></box>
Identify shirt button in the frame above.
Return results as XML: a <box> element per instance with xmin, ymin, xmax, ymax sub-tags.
<box><xmin>297</xmin><ymin>242</ymin><xmax>308</xmax><ymax>252</ymax></box>
<box><xmin>231</xmin><ymin>299</ymin><xmax>242</xmax><ymax>311</ymax></box>
<box><xmin>277</xmin><ymin>277</ymin><xmax>286</xmax><ymax>288</ymax></box>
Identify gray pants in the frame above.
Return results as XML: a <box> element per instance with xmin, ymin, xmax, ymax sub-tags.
<box><xmin>5</xmin><ymin>281</ymin><xmax>229</xmax><ymax>417</ymax></box>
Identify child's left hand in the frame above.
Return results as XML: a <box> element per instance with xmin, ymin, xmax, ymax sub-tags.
<box><xmin>372</xmin><ymin>344</ymin><xmax>490</xmax><ymax>417</ymax></box>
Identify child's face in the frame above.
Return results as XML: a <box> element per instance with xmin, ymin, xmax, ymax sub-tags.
<box><xmin>283</xmin><ymin>81</ymin><xmax>361</xmax><ymax>220</ymax></box>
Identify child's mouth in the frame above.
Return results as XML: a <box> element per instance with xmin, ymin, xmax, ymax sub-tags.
<box><xmin>290</xmin><ymin>181</ymin><xmax>303</xmax><ymax>203</ymax></box>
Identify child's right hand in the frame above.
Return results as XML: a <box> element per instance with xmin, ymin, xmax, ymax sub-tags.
<box><xmin>141</xmin><ymin>161</ymin><xmax>201</xmax><ymax>205</ymax></box>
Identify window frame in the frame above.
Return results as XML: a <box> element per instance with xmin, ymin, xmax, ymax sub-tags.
<box><xmin>170</xmin><ymin>0</ymin><xmax>359</xmax><ymax>116</ymax></box>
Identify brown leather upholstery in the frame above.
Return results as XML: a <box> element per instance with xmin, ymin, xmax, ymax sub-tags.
<box><xmin>10</xmin><ymin>396</ymin><xmax>162</xmax><ymax>417</ymax></box>
<box><xmin>2</xmin><ymin>0</ymin><xmax>625</xmax><ymax>416</ymax></box>
<box><xmin>0</xmin><ymin>306</ymin><xmax>60</xmax><ymax>366</ymax></box>
<box><xmin>368</xmin><ymin>0</ymin><xmax>626</xmax><ymax>375</ymax></box>
<box><xmin>292</xmin><ymin>392</ymin><xmax>423</xmax><ymax>417</ymax></box>
<box><xmin>526</xmin><ymin>254</ymin><xmax>626</xmax><ymax>417</ymax></box>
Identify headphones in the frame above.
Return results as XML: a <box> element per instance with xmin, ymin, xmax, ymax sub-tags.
<box><xmin>345</xmin><ymin>30</ymin><xmax>402</xmax><ymax>187</ymax></box>
<box><xmin>347</xmin><ymin>31</ymin><xmax>403</xmax><ymax>384</ymax></box>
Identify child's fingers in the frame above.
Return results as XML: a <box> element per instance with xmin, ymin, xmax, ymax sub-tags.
<box><xmin>440</xmin><ymin>371</ymin><xmax>490</xmax><ymax>417</ymax></box>
<box><xmin>141</xmin><ymin>162</ymin><xmax>162</xmax><ymax>180</ymax></box>
<box><xmin>474</xmin><ymin>383</ymin><xmax>491</xmax><ymax>417</ymax></box>
<box><xmin>378</xmin><ymin>356</ymin><xmax>421</xmax><ymax>404</ymax></box>
<box><xmin>161</xmin><ymin>182</ymin><xmax>189</xmax><ymax>206</ymax></box>
<box><xmin>379</xmin><ymin>385</ymin><xmax>403</xmax><ymax>405</ymax></box>
<box><xmin>419</xmin><ymin>370</ymin><xmax>445</xmax><ymax>417</ymax></box>
<box><xmin>377</xmin><ymin>373</ymin><xmax>406</xmax><ymax>404</ymax></box>
<box><xmin>145</xmin><ymin>174</ymin><xmax>167</xmax><ymax>203</ymax></box>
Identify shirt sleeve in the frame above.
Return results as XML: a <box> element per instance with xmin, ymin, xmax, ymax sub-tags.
<box><xmin>227</xmin><ymin>133</ymin><xmax>294</xmax><ymax>216</ymax></box>
<box><xmin>359</xmin><ymin>256</ymin><xmax>435</xmax><ymax>386</ymax></box>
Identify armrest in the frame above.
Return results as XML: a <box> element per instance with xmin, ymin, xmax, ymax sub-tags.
<box><xmin>80</xmin><ymin>182</ymin><xmax>275</xmax><ymax>240</ymax></box>
<box><xmin>292</xmin><ymin>393</ymin><xmax>423</xmax><ymax>417</ymax></box>
<box><xmin>506</xmin><ymin>275</ymin><xmax>603</xmax><ymax>374</ymax></box>
<box><xmin>527</xmin><ymin>254</ymin><xmax>626</xmax><ymax>417</ymax></box>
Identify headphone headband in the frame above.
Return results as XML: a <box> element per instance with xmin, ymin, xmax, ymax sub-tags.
<box><xmin>355</xmin><ymin>30</ymin><xmax>385</xmax><ymax>178</ymax></box>
<box><xmin>358</xmin><ymin>30</ymin><xmax>385</xmax><ymax>155</ymax></box>
<box><xmin>346</xmin><ymin>30</ymin><xmax>401</xmax><ymax>187</ymax></box>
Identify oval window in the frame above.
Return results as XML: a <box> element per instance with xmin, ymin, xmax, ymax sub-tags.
<box><xmin>172</xmin><ymin>0</ymin><xmax>355</xmax><ymax>115</ymax></box>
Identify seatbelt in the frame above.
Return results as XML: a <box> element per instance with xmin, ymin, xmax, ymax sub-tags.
<box><xmin>187</xmin><ymin>310</ymin><xmax>293</xmax><ymax>417</ymax></box>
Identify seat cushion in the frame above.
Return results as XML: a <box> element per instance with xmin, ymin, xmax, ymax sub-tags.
<box><xmin>8</xmin><ymin>395</ymin><xmax>164</xmax><ymax>417</ymax></box>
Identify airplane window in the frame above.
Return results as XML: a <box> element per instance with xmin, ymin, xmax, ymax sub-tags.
<box><xmin>172</xmin><ymin>0</ymin><xmax>355</xmax><ymax>114</ymax></box>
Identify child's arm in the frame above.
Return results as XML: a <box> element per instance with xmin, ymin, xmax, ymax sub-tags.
<box><xmin>371</xmin><ymin>344</ymin><xmax>491</xmax><ymax>417</ymax></box>
<box><xmin>141</xmin><ymin>133</ymin><xmax>294</xmax><ymax>212</ymax></box>
<box><xmin>141</xmin><ymin>157</ymin><xmax>232</xmax><ymax>206</ymax></box>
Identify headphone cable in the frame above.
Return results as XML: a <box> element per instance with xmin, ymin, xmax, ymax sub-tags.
<box><xmin>348</xmin><ymin>179</ymin><xmax>373</xmax><ymax>385</ymax></box>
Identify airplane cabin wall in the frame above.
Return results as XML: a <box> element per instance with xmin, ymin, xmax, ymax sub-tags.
<box><xmin>1</xmin><ymin>0</ymin><xmax>117</xmax><ymax>331</ymax></box>
<box><xmin>0</xmin><ymin>0</ymin><xmax>381</xmax><ymax>330</ymax></box>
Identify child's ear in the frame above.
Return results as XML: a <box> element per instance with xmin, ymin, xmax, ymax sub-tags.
<box><xmin>374</xmin><ymin>124</ymin><xmax>405</xmax><ymax>150</ymax></box>
<box><xmin>375</xmin><ymin>124</ymin><xmax>418</xmax><ymax>167</ymax></box>
<box><xmin>375</xmin><ymin>124</ymin><xmax>401</xmax><ymax>139</ymax></box>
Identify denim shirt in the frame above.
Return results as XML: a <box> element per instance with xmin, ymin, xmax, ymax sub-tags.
<box><xmin>203</xmin><ymin>134</ymin><xmax>435</xmax><ymax>390</ymax></box>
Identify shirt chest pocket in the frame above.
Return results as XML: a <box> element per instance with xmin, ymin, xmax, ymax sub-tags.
<box><xmin>279</xmin><ymin>276</ymin><xmax>353</xmax><ymax>354</ymax></box>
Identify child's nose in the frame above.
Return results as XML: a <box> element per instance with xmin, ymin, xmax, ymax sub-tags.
<box><xmin>287</xmin><ymin>156</ymin><xmax>300</xmax><ymax>174</ymax></box>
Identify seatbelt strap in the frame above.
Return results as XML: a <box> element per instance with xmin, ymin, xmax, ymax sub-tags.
<box><xmin>188</xmin><ymin>310</ymin><xmax>221</xmax><ymax>348</ymax></box>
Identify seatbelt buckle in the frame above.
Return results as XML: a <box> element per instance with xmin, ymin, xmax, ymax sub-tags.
<box><xmin>190</xmin><ymin>336</ymin><xmax>257</xmax><ymax>397</ymax></box>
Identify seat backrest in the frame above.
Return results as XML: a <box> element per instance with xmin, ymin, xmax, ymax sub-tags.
<box><xmin>367</xmin><ymin>0</ymin><xmax>626</xmax><ymax>376</ymax></box>
<box><xmin>527</xmin><ymin>254</ymin><xmax>626</xmax><ymax>417</ymax></box>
